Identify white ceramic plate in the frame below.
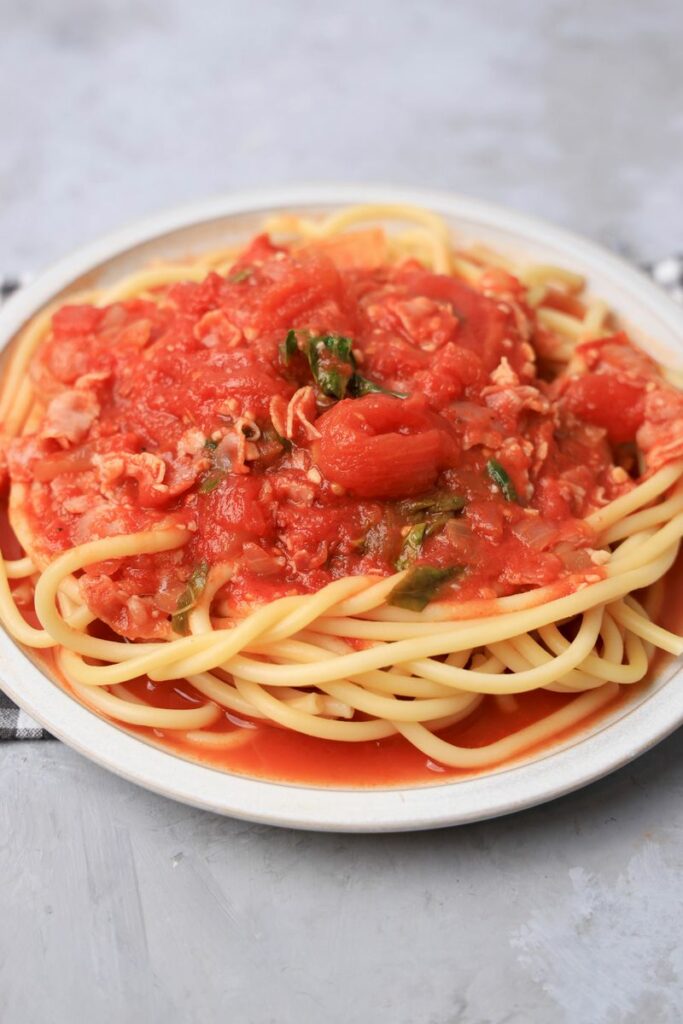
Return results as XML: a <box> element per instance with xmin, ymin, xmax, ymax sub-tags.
<box><xmin>2</xmin><ymin>184</ymin><xmax>682</xmax><ymax>832</ymax></box>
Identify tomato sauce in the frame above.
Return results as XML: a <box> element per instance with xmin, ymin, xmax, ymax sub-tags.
<box><xmin>9</xmin><ymin>237</ymin><xmax>671</xmax><ymax>643</ymax></box>
<box><xmin>15</xmin><ymin>611</ymin><xmax>676</xmax><ymax>790</ymax></box>
<box><xmin>128</xmin><ymin>686</ymin><xmax>600</xmax><ymax>787</ymax></box>
<box><xmin>6</xmin><ymin>231</ymin><xmax>683</xmax><ymax>786</ymax></box>
<box><xmin>1</xmin><ymin>493</ymin><xmax>652</xmax><ymax>789</ymax></box>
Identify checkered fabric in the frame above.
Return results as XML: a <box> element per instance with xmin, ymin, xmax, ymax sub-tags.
<box><xmin>0</xmin><ymin>688</ymin><xmax>48</xmax><ymax>739</ymax></box>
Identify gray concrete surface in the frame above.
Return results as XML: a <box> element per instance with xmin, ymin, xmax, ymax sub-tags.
<box><xmin>1</xmin><ymin>1</ymin><xmax>682</xmax><ymax>1021</ymax></box>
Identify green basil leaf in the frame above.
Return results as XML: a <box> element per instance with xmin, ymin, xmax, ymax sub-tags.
<box><xmin>486</xmin><ymin>458</ymin><xmax>519</xmax><ymax>503</ymax></box>
<box><xmin>279</xmin><ymin>329</ymin><xmax>299</xmax><ymax>367</ymax></box>
<box><xmin>171</xmin><ymin>561</ymin><xmax>210</xmax><ymax>635</ymax></box>
<box><xmin>281</xmin><ymin>329</ymin><xmax>408</xmax><ymax>404</ymax></box>
<box><xmin>388</xmin><ymin>565</ymin><xmax>462</xmax><ymax>612</ymax></box>
<box><xmin>306</xmin><ymin>333</ymin><xmax>356</xmax><ymax>399</ymax></box>
<box><xmin>315</xmin><ymin>334</ymin><xmax>354</xmax><ymax>363</ymax></box>
<box><xmin>348</xmin><ymin>375</ymin><xmax>408</xmax><ymax>399</ymax></box>
<box><xmin>229</xmin><ymin>267</ymin><xmax>253</xmax><ymax>283</ymax></box>
<box><xmin>395</xmin><ymin>523</ymin><xmax>427</xmax><ymax>570</ymax></box>
<box><xmin>424</xmin><ymin>514</ymin><xmax>452</xmax><ymax>538</ymax></box>
<box><xmin>203</xmin><ymin>437</ymin><xmax>218</xmax><ymax>451</ymax></box>
<box><xmin>199</xmin><ymin>469</ymin><xmax>225</xmax><ymax>494</ymax></box>
<box><xmin>397</xmin><ymin>492</ymin><xmax>467</xmax><ymax>521</ymax></box>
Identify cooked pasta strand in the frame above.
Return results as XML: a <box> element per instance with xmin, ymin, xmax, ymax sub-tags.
<box><xmin>1</xmin><ymin>201</ymin><xmax>681</xmax><ymax>778</ymax></box>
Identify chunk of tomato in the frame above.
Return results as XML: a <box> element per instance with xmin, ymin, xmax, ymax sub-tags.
<box><xmin>562</xmin><ymin>373</ymin><xmax>645</xmax><ymax>445</ymax></box>
<box><xmin>398</xmin><ymin>271</ymin><xmax>512</xmax><ymax>372</ymax></box>
<box><xmin>51</xmin><ymin>304</ymin><xmax>103</xmax><ymax>337</ymax></box>
<box><xmin>314</xmin><ymin>394</ymin><xmax>459</xmax><ymax>499</ymax></box>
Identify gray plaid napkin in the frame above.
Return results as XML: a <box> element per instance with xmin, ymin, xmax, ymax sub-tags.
<box><xmin>1</xmin><ymin>254</ymin><xmax>682</xmax><ymax>740</ymax></box>
<box><xmin>0</xmin><ymin>272</ymin><xmax>52</xmax><ymax>737</ymax></box>
<box><xmin>0</xmin><ymin>689</ymin><xmax>47</xmax><ymax>739</ymax></box>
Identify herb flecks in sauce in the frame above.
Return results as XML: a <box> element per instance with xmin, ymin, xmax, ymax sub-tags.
<box><xmin>281</xmin><ymin>330</ymin><xmax>407</xmax><ymax>402</ymax></box>
<box><xmin>171</xmin><ymin>561</ymin><xmax>210</xmax><ymax>635</ymax></box>
<box><xmin>388</xmin><ymin>565</ymin><xmax>462</xmax><ymax>612</ymax></box>
<box><xmin>486</xmin><ymin>459</ymin><xmax>519</xmax><ymax>503</ymax></box>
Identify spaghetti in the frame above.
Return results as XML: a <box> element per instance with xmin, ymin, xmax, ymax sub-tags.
<box><xmin>1</xmin><ymin>203</ymin><xmax>683</xmax><ymax>779</ymax></box>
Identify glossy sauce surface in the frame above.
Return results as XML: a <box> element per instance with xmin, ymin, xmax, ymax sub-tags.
<box><xmin>3</xmin><ymin>465</ymin><xmax>681</xmax><ymax>789</ymax></box>
<box><xmin>5</xmin><ymin>234</ymin><xmax>683</xmax><ymax>788</ymax></box>
<box><xmin>10</xmin><ymin>236</ymin><xmax>667</xmax><ymax>643</ymax></box>
<box><xmin>129</xmin><ymin>685</ymin><xmax>604</xmax><ymax>788</ymax></box>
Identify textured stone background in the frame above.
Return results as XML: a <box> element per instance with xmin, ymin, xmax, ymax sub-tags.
<box><xmin>1</xmin><ymin>1</ymin><xmax>683</xmax><ymax>1022</ymax></box>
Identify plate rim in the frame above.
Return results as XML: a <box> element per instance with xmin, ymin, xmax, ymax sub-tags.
<box><xmin>2</xmin><ymin>182</ymin><xmax>683</xmax><ymax>832</ymax></box>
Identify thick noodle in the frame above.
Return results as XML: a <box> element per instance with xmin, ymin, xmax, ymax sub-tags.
<box><xmin>1</xmin><ymin>203</ymin><xmax>682</xmax><ymax>773</ymax></box>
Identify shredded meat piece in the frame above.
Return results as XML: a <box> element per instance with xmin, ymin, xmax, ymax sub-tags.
<box><xmin>74</xmin><ymin>370</ymin><xmax>111</xmax><ymax>390</ymax></box>
<box><xmin>448</xmin><ymin>402</ymin><xmax>504</xmax><ymax>451</ymax></box>
<box><xmin>483</xmin><ymin>384</ymin><xmax>551</xmax><ymax>421</ymax></box>
<box><xmin>289</xmin><ymin>539</ymin><xmax>329</xmax><ymax>571</ymax></box>
<box><xmin>93</xmin><ymin>452</ymin><xmax>167</xmax><ymax>506</ymax></box>
<box><xmin>272</xmin><ymin>471</ymin><xmax>317</xmax><ymax>506</ymax></box>
<box><xmin>638</xmin><ymin>389</ymin><xmax>683</xmax><ymax>470</ymax></box>
<box><xmin>61</xmin><ymin>494</ymin><xmax>92</xmax><ymax>514</ymax></box>
<box><xmin>285</xmin><ymin>387</ymin><xmax>320</xmax><ymax>441</ymax></box>
<box><xmin>193</xmin><ymin>309</ymin><xmax>242</xmax><ymax>348</ymax></box>
<box><xmin>176</xmin><ymin>428</ymin><xmax>207</xmax><ymax>458</ymax></box>
<box><xmin>390</xmin><ymin>296</ymin><xmax>458</xmax><ymax>351</ymax></box>
<box><xmin>165</xmin><ymin>456</ymin><xmax>211</xmax><ymax>496</ymax></box>
<box><xmin>215</xmin><ymin>420</ymin><xmax>260</xmax><ymax>475</ymax></box>
<box><xmin>78</xmin><ymin>575</ymin><xmax>171</xmax><ymax>640</ymax></box>
<box><xmin>488</xmin><ymin>356</ymin><xmax>518</xmax><ymax>388</ymax></box>
<box><xmin>41</xmin><ymin>389</ymin><xmax>100</xmax><ymax>448</ymax></box>
<box><xmin>269</xmin><ymin>395</ymin><xmax>288</xmax><ymax>438</ymax></box>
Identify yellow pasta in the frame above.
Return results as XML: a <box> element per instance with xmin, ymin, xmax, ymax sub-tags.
<box><xmin>0</xmin><ymin>202</ymin><xmax>681</xmax><ymax>776</ymax></box>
